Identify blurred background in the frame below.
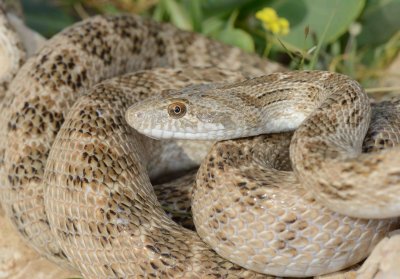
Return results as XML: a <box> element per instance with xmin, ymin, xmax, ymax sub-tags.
<box><xmin>11</xmin><ymin>0</ymin><xmax>400</xmax><ymax>90</ymax></box>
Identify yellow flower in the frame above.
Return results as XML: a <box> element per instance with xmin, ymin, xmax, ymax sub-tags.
<box><xmin>255</xmin><ymin>8</ymin><xmax>278</xmax><ymax>24</ymax></box>
<box><xmin>277</xmin><ymin>18</ymin><xmax>289</xmax><ymax>35</ymax></box>
<box><xmin>256</xmin><ymin>7</ymin><xmax>290</xmax><ymax>35</ymax></box>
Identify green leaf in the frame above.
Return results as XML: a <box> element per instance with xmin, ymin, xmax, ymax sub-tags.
<box><xmin>21</xmin><ymin>0</ymin><xmax>76</xmax><ymax>38</ymax></box>
<box><xmin>269</xmin><ymin>0</ymin><xmax>365</xmax><ymax>51</ymax></box>
<box><xmin>217</xmin><ymin>28</ymin><xmax>255</xmax><ymax>52</ymax></box>
<box><xmin>358</xmin><ymin>0</ymin><xmax>400</xmax><ymax>46</ymax></box>
<box><xmin>161</xmin><ymin>0</ymin><xmax>193</xmax><ymax>31</ymax></box>
<box><xmin>100</xmin><ymin>3</ymin><xmax>121</xmax><ymax>14</ymax></box>
<box><xmin>202</xmin><ymin>17</ymin><xmax>225</xmax><ymax>36</ymax></box>
<box><xmin>152</xmin><ymin>3</ymin><xmax>165</xmax><ymax>22</ymax></box>
<box><xmin>183</xmin><ymin>0</ymin><xmax>203</xmax><ymax>32</ymax></box>
<box><xmin>202</xmin><ymin>0</ymin><xmax>253</xmax><ymax>16</ymax></box>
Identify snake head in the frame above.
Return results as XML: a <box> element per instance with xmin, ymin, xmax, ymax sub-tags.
<box><xmin>125</xmin><ymin>84</ymin><xmax>252</xmax><ymax>140</ymax></box>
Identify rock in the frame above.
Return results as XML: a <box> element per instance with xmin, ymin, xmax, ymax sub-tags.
<box><xmin>356</xmin><ymin>230</ymin><xmax>400</xmax><ymax>279</ymax></box>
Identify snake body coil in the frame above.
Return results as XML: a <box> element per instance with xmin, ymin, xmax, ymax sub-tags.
<box><xmin>0</xmin><ymin>13</ymin><xmax>399</xmax><ymax>278</ymax></box>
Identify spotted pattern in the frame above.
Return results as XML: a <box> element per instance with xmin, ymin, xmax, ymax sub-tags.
<box><xmin>126</xmin><ymin>70</ymin><xmax>400</xmax><ymax>276</ymax></box>
<box><xmin>193</xmin><ymin>133</ymin><xmax>398</xmax><ymax>276</ymax></box>
<box><xmin>2</xmin><ymin>12</ymin><xmax>399</xmax><ymax>279</ymax></box>
<box><xmin>44</xmin><ymin>69</ymin><xmax>270</xmax><ymax>278</ymax></box>
<box><xmin>0</xmin><ymin>14</ymin><xmax>283</xmax><ymax>273</ymax></box>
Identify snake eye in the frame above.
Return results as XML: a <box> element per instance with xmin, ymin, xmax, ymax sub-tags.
<box><xmin>168</xmin><ymin>102</ymin><xmax>187</xmax><ymax>118</ymax></box>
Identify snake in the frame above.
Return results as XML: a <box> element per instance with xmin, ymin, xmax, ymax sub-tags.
<box><xmin>0</xmin><ymin>9</ymin><xmax>399</xmax><ymax>279</ymax></box>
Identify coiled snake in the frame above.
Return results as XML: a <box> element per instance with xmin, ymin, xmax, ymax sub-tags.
<box><xmin>0</xmin><ymin>10</ymin><xmax>399</xmax><ymax>279</ymax></box>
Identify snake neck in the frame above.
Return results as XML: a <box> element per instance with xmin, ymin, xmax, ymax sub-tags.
<box><xmin>127</xmin><ymin>70</ymin><xmax>370</xmax><ymax>142</ymax></box>
<box><xmin>289</xmin><ymin>71</ymin><xmax>370</xmax><ymax>164</ymax></box>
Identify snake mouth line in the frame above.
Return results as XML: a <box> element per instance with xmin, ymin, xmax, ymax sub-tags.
<box><xmin>141</xmin><ymin>127</ymin><xmax>260</xmax><ymax>140</ymax></box>
<box><xmin>142</xmin><ymin>127</ymin><xmax>227</xmax><ymax>140</ymax></box>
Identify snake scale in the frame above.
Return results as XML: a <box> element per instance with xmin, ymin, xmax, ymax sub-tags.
<box><xmin>0</xmin><ymin>7</ymin><xmax>399</xmax><ymax>279</ymax></box>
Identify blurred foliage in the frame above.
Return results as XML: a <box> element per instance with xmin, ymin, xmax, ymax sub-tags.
<box><xmin>21</xmin><ymin>0</ymin><xmax>400</xmax><ymax>85</ymax></box>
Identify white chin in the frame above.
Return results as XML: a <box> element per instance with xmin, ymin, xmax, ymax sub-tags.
<box><xmin>141</xmin><ymin>128</ymin><xmax>238</xmax><ymax>140</ymax></box>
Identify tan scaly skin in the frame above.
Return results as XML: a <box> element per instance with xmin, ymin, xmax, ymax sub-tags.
<box><xmin>128</xmin><ymin>71</ymin><xmax>400</xmax><ymax>219</ymax></box>
<box><xmin>0</xmin><ymin>14</ymin><xmax>283</xmax><ymax>278</ymax></box>
<box><xmin>2</xmin><ymin>10</ymin><xmax>398</xmax><ymax>278</ymax></box>
<box><xmin>127</xmin><ymin>70</ymin><xmax>400</xmax><ymax>276</ymax></box>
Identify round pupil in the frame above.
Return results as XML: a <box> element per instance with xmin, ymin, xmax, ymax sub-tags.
<box><xmin>174</xmin><ymin>106</ymin><xmax>181</xmax><ymax>113</ymax></box>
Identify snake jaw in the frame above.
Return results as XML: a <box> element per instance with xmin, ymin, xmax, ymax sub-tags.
<box><xmin>125</xmin><ymin>93</ymin><xmax>227</xmax><ymax>139</ymax></box>
<box><xmin>126</xmin><ymin>101</ymin><xmax>246</xmax><ymax>140</ymax></box>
